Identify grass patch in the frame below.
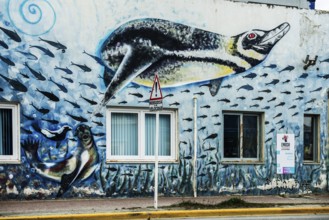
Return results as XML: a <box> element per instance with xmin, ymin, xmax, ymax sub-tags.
<box><xmin>168</xmin><ymin>197</ymin><xmax>272</xmax><ymax>210</ymax></box>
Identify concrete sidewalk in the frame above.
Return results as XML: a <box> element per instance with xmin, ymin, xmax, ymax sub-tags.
<box><xmin>1</xmin><ymin>194</ymin><xmax>329</xmax><ymax>219</ymax></box>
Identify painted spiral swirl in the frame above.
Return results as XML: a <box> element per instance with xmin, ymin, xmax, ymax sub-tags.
<box><xmin>7</xmin><ymin>0</ymin><xmax>56</xmax><ymax>36</ymax></box>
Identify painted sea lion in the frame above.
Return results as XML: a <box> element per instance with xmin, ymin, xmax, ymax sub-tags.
<box><xmin>98</xmin><ymin>18</ymin><xmax>290</xmax><ymax>108</ymax></box>
<box><xmin>22</xmin><ymin>124</ymin><xmax>99</xmax><ymax>197</ymax></box>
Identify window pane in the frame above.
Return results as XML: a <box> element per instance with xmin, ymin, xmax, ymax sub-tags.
<box><xmin>304</xmin><ymin>115</ymin><xmax>315</xmax><ymax>161</ymax></box>
<box><xmin>145</xmin><ymin>114</ymin><xmax>171</xmax><ymax>156</ymax></box>
<box><xmin>0</xmin><ymin>109</ymin><xmax>13</xmax><ymax>156</ymax></box>
<box><xmin>243</xmin><ymin>115</ymin><xmax>258</xmax><ymax>158</ymax></box>
<box><xmin>145</xmin><ymin>114</ymin><xmax>155</xmax><ymax>155</ymax></box>
<box><xmin>111</xmin><ymin>112</ymin><xmax>138</xmax><ymax>156</ymax></box>
<box><xmin>160</xmin><ymin>114</ymin><xmax>171</xmax><ymax>156</ymax></box>
<box><xmin>224</xmin><ymin>115</ymin><xmax>240</xmax><ymax>158</ymax></box>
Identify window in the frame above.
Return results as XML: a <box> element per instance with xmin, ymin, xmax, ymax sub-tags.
<box><xmin>0</xmin><ymin>103</ymin><xmax>20</xmax><ymax>163</ymax></box>
<box><xmin>223</xmin><ymin>111</ymin><xmax>263</xmax><ymax>162</ymax></box>
<box><xmin>106</xmin><ymin>107</ymin><xmax>177</xmax><ymax>162</ymax></box>
<box><xmin>303</xmin><ymin>114</ymin><xmax>319</xmax><ymax>163</ymax></box>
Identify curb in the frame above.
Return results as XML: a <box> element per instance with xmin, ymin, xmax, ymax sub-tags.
<box><xmin>1</xmin><ymin>207</ymin><xmax>329</xmax><ymax>220</ymax></box>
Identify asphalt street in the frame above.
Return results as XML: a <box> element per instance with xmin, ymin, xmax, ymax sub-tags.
<box><xmin>1</xmin><ymin>193</ymin><xmax>329</xmax><ymax>219</ymax></box>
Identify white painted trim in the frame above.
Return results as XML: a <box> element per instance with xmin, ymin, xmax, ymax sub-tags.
<box><xmin>222</xmin><ymin>111</ymin><xmax>263</xmax><ymax>163</ymax></box>
<box><xmin>106</xmin><ymin>107</ymin><xmax>178</xmax><ymax>163</ymax></box>
<box><xmin>0</xmin><ymin>103</ymin><xmax>20</xmax><ymax>164</ymax></box>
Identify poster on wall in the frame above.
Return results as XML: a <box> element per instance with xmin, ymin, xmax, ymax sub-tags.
<box><xmin>276</xmin><ymin>134</ymin><xmax>295</xmax><ymax>174</ymax></box>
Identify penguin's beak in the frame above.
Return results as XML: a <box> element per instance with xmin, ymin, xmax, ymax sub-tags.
<box><xmin>258</xmin><ymin>22</ymin><xmax>290</xmax><ymax>48</ymax></box>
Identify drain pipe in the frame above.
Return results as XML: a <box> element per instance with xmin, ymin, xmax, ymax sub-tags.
<box><xmin>193</xmin><ymin>96</ymin><xmax>198</xmax><ymax>197</ymax></box>
<box><xmin>327</xmin><ymin>89</ymin><xmax>329</xmax><ymax>191</ymax></box>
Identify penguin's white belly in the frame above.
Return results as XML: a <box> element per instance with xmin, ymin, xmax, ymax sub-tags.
<box><xmin>134</xmin><ymin>62</ymin><xmax>235</xmax><ymax>87</ymax></box>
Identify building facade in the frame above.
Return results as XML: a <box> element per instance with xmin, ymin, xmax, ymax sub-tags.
<box><xmin>0</xmin><ymin>0</ymin><xmax>328</xmax><ymax>199</ymax></box>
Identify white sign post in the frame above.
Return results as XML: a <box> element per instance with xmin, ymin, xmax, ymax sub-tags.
<box><xmin>276</xmin><ymin>134</ymin><xmax>295</xmax><ymax>174</ymax></box>
<box><xmin>154</xmin><ymin>111</ymin><xmax>159</xmax><ymax>209</ymax></box>
<box><xmin>149</xmin><ymin>74</ymin><xmax>163</xmax><ymax>209</ymax></box>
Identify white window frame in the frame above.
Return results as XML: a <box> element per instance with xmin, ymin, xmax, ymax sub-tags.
<box><xmin>0</xmin><ymin>102</ymin><xmax>20</xmax><ymax>164</ymax></box>
<box><xmin>106</xmin><ymin>107</ymin><xmax>178</xmax><ymax>163</ymax></box>
<box><xmin>303</xmin><ymin>114</ymin><xmax>320</xmax><ymax>164</ymax></box>
<box><xmin>222</xmin><ymin>111</ymin><xmax>264</xmax><ymax>163</ymax></box>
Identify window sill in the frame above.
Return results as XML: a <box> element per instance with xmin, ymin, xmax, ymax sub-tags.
<box><xmin>222</xmin><ymin>161</ymin><xmax>265</xmax><ymax>165</ymax></box>
<box><xmin>303</xmin><ymin>161</ymin><xmax>321</xmax><ymax>165</ymax></box>
<box><xmin>0</xmin><ymin>159</ymin><xmax>21</xmax><ymax>164</ymax></box>
<box><xmin>106</xmin><ymin>159</ymin><xmax>179</xmax><ymax>164</ymax></box>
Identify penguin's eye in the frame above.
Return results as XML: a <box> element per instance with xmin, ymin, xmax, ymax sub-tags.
<box><xmin>247</xmin><ymin>33</ymin><xmax>257</xmax><ymax>40</ymax></box>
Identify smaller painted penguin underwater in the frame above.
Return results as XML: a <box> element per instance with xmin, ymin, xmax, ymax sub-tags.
<box><xmin>98</xmin><ymin>18</ymin><xmax>290</xmax><ymax>108</ymax></box>
<box><xmin>31</xmin><ymin>123</ymin><xmax>72</xmax><ymax>148</ymax></box>
<box><xmin>22</xmin><ymin>124</ymin><xmax>99</xmax><ymax>197</ymax></box>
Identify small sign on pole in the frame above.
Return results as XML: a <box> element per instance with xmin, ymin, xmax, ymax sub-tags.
<box><xmin>149</xmin><ymin>74</ymin><xmax>163</xmax><ymax>210</ymax></box>
<box><xmin>149</xmin><ymin>74</ymin><xmax>163</xmax><ymax>111</ymax></box>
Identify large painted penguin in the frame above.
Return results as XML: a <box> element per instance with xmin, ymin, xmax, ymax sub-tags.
<box><xmin>22</xmin><ymin>124</ymin><xmax>99</xmax><ymax>197</ymax></box>
<box><xmin>98</xmin><ymin>18</ymin><xmax>290</xmax><ymax>107</ymax></box>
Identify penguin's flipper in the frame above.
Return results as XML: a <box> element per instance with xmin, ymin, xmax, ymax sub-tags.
<box><xmin>103</xmin><ymin>68</ymin><xmax>115</xmax><ymax>87</ymax></box>
<box><xmin>100</xmin><ymin>48</ymin><xmax>163</xmax><ymax>107</ymax></box>
<box><xmin>209</xmin><ymin>78</ymin><xmax>222</xmax><ymax>96</ymax></box>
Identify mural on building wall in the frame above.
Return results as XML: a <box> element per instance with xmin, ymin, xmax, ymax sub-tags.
<box><xmin>98</xmin><ymin>18</ymin><xmax>290</xmax><ymax>108</ymax></box>
<box><xmin>0</xmin><ymin>0</ymin><xmax>327</xmax><ymax>199</ymax></box>
<box><xmin>21</xmin><ymin>124</ymin><xmax>99</xmax><ymax>197</ymax></box>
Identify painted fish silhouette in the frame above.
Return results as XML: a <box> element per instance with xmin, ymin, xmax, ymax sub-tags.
<box><xmin>66</xmin><ymin>113</ymin><xmax>88</xmax><ymax>122</ymax></box>
<box><xmin>30</xmin><ymin>103</ymin><xmax>50</xmax><ymax>115</ymax></box>
<box><xmin>279</xmin><ymin>65</ymin><xmax>294</xmax><ymax>73</ymax></box>
<box><xmin>80</xmin><ymin>95</ymin><xmax>97</xmax><ymax>105</ymax></box>
<box><xmin>98</xmin><ymin>18</ymin><xmax>290</xmax><ymax>109</ymax></box>
<box><xmin>54</xmin><ymin>66</ymin><xmax>73</xmax><ymax>75</ymax></box>
<box><xmin>41</xmin><ymin>118</ymin><xmax>59</xmax><ymax>125</ymax></box>
<box><xmin>15</xmin><ymin>50</ymin><xmax>38</xmax><ymax>60</ymax></box>
<box><xmin>259</xmin><ymin>89</ymin><xmax>271</xmax><ymax>93</ymax></box>
<box><xmin>203</xmin><ymin>133</ymin><xmax>218</xmax><ymax>141</ymax></box>
<box><xmin>0</xmin><ymin>54</ymin><xmax>15</xmax><ymax>66</ymax></box>
<box><xmin>264</xmin><ymin>64</ymin><xmax>277</xmax><ymax>69</ymax></box>
<box><xmin>0</xmin><ymin>26</ymin><xmax>21</xmax><ymax>42</ymax></box>
<box><xmin>64</xmin><ymin>99</ymin><xmax>80</xmax><ymax>108</ymax></box>
<box><xmin>24</xmin><ymin>62</ymin><xmax>46</xmax><ymax>81</ymax></box>
<box><xmin>0</xmin><ymin>74</ymin><xmax>27</xmax><ymax>92</ymax></box>
<box><xmin>83</xmin><ymin>50</ymin><xmax>107</xmax><ymax>68</ymax></box>
<box><xmin>317</xmin><ymin>74</ymin><xmax>329</xmax><ymax>79</ymax></box>
<box><xmin>299</xmin><ymin>73</ymin><xmax>308</xmax><ymax>79</ymax></box>
<box><xmin>320</xmin><ymin>58</ymin><xmax>329</xmax><ymax>63</ymax></box>
<box><xmin>29</xmin><ymin>45</ymin><xmax>55</xmax><ymax>58</ymax></box>
<box><xmin>61</xmin><ymin>76</ymin><xmax>73</xmax><ymax>83</ymax></box>
<box><xmin>243</xmin><ymin>72</ymin><xmax>257</xmax><ymax>79</ymax></box>
<box><xmin>237</xmin><ymin>84</ymin><xmax>254</xmax><ymax>91</ymax></box>
<box><xmin>39</xmin><ymin>37</ymin><xmax>67</xmax><ymax>53</ymax></box>
<box><xmin>71</xmin><ymin>62</ymin><xmax>91</xmax><ymax>72</ymax></box>
<box><xmin>36</xmin><ymin>89</ymin><xmax>60</xmax><ymax>102</ymax></box>
<box><xmin>265</xmin><ymin>79</ymin><xmax>279</xmax><ymax>86</ymax></box>
<box><xmin>310</xmin><ymin>87</ymin><xmax>322</xmax><ymax>92</ymax></box>
<box><xmin>79</xmin><ymin>82</ymin><xmax>97</xmax><ymax>89</ymax></box>
<box><xmin>0</xmin><ymin>40</ymin><xmax>8</xmax><ymax>49</ymax></box>
<box><xmin>49</xmin><ymin>77</ymin><xmax>68</xmax><ymax>93</ymax></box>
